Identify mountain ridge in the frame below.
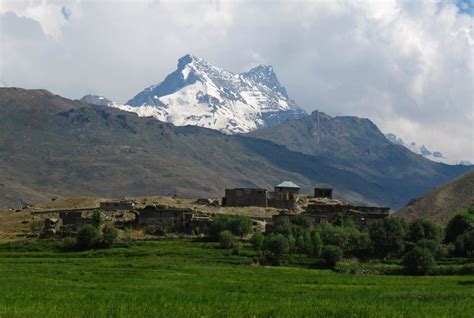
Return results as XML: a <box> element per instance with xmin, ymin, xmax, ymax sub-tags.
<box><xmin>106</xmin><ymin>54</ymin><xmax>306</xmax><ymax>134</ymax></box>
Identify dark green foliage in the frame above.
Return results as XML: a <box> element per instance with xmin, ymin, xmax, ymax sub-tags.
<box><xmin>250</xmin><ymin>231</ymin><xmax>264</xmax><ymax>253</ymax></box>
<box><xmin>416</xmin><ymin>239</ymin><xmax>447</xmax><ymax>261</ymax></box>
<box><xmin>303</xmin><ymin>231</ymin><xmax>313</xmax><ymax>256</ymax></box>
<box><xmin>211</xmin><ymin>215</ymin><xmax>252</xmax><ymax>239</ymax></box>
<box><xmin>292</xmin><ymin>214</ymin><xmax>313</xmax><ymax>229</ymax></box>
<box><xmin>445</xmin><ymin>207</ymin><xmax>474</xmax><ymax>243</ymax></box>
<box><xmin>333</xmin><ymin>214</ymin><xmax>356</xmax><ymax>228</ymax></box>
<box><xmin>77</xmin><ymin>224</ymin><xmax>100</xmax><ymax>249</ymax></box>
<box><xmin>232</xmin><ymin>242</ymin><xmax>243</xmax><ymax>255</ymax></box>
<box><xmin>218</xmin><ymin>230</ymin><xmax>236</xmax><ymax>249</ymax></box>
<box><xmin>311</xmin><ymin>231</ymin><xmax>323</xmax><ymax>258</ymax></box>
<box><xmin>402</xmin><ymin>247</ymin><xmax>436</xmax><ymax>275</ymax></box>
<box><xmin>369</xmin><ymin>218</ymin><xmax>406</xmax><ymax>258</ymax></box>
<box><xmin>321</xmin><ymin>245</ymin><xmax>343</xmax><ymax>268</ymax></box>
<box><xmin>454</xmin><ymin>230</ymin><xmax>474</xmax><ymax>257</ymax></box>
<box><xmin>210</xmin><ymin>215</ymin><xmax>232</xmax><ymax>238</ymax></box>
<box><xmin>102</xmin><ymin>226</ymin><xmax>119</xmax><ymax>248</ymax></box>
<box><xmin>407</xmin><ymin>219</ymin><xmax>443</xmax><ymax>243</ymax></box>
<box><xmin>92</xmin><ymin>211</ymin><xmax>104</xmax><ymax>228</ymax></box>
<box><xmin>317</xmin><ymin>223</ymin><xmax>349</xmax><ymax>250</ymax></box>
<box><xmin>263</xmin><ymin>234</ymin><xmax>289</xmax><ymax>262</ymax></box>
<box><xmin>229</xmin><ymin>216</ymin><xmax>252</xmax><ymax>239</ymax></box>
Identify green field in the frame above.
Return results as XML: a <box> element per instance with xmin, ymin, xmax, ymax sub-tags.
<box><xmin>0</xmin><ymin>240</ymin><xmax>473</xmax><ymax>317</ymax></box>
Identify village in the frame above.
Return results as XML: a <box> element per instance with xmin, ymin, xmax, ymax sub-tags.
<box><xmin>31</xmin><ymin>181</ymin><xmax>390</xmax><ymax>239</ymax></box>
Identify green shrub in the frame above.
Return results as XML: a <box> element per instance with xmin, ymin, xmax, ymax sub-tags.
<box><xmin>219</xmin><ymin>230</ymin><xmax>236</xmax><ymax>249</ymax></box>
<box><xmin>62</xmin><ymin>237</ymin><xmax>77</xmax><ymax>251</ymax></box>
<box><xmin>459</xmin><ymin>263</ymin><xmax>474</xmax><ymax>275</ymax></box>
<box><xmin>263</xmin><ymin>234</ymin><xmax>289</xmax><ymax>263</ymax></box>
<box><xmin>454</xmin><ymin>230</ymin><xmax>474</xmax><ymax>257</ymax></box>
<box><xmin>416</xmin><ymin>239</ymin><xmax>447</xmax><ymax>260</ymax></box>
<box><xmin>102</xmin><ymin>225</ymin><xmax>119</xmax><ymax>248</ymax></box>
<box><xmin>232</xmin><ymin>241</ymin><xmax>243</xmax><ymax>255</ymax></box>
<box><xmin>250</xmin><ymin>230</ymin><xmax>264</xmax><ymax>252</ymax></box>
<box><xmin>445</xmin><ymin>207</ymin><xmax>474</xmax><ymax>243</ymax></box>
<box><xmin>402</xmin><ymin>247</ymin><xmax>435</xmax><ymax>275</ymax></box>
<box><xmin>407</xmin><ymin>219</ymin><xmax>443</xmax><ymax>244</ymax></box>
<box><xmin>92</xmin><ymin>211</ymin><xmax>104</xmax><ymax>228</ymax></box>
<box><xmin>369</xmin><ymin>218</ymin><xmax>406</xmax><ymax>258</ymax></box>
<box><xmin>210</xmin><ymin>215</ymin><xmax>232</xmax><ymax>238</ymax></box>
<box><xmin>311</xmin><ymin>231</ymin><xmax>323</xmax><ymax>258</ymax></box>
<box><xmin>230</xmin><ymin>216</ymin><xmax>252</xmax><ymax>239</ymax></box>
<box><xmin>321</xmin><ymin>245</ymin><xmax>343</xmax><ymax>268</ymax></box>
<box><xmin>77</xmin><ymin>224</ymin><xmax>100</xmax><ymax>249</ymax></box>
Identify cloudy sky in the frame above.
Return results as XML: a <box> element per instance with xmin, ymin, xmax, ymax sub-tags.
<box><xmin>1</xmin><ymin>0</ymin><xmax>473</xmax><ymax>162</ymax></box>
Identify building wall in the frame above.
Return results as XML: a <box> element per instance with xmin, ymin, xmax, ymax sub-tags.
<box><xmin>100</xmin><ymin>201</ymin><xmax>135</xmax><ymax>211</ymax></box>
<box><xmin>224</xmin><ymin>188</ymin><xmax>268</xmax><ymax>207</ymax></box>
<box><xmin>314</xmin><ymin>188</ymin><xmax>333</xmax><ymax>199</ymax></box>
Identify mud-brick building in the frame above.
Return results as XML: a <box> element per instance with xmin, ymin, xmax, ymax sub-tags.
<box><xmin>314</xmin><ymin>187</ymin><xmax>333</xmax><ymax>199</ymax></box>
<box><xmin>223</xmin><ymin>188</ymin><xmax>268</xmax><ymax>207</ymax></box>
<box><xmin>303</xmin><ymin>202</ymin><xmax>389</xmax><ymax>226</ymax></box>
<box><xmin>100</xmin><ymin>199</ymin><xmax>135</xmax><ymax>211</ymax></box>
<box><xmin>136</xmin><ymin>205</ymin><xmax>212</xmax><ymax>234</ymax></box>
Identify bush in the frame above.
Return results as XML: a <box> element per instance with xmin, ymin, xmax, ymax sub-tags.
<box><xmin>445</xmin><ymin>207</ymin><xmax>474</xmax><ymax>243</ymax></box>
<box><xmin>250</xmin><ymin>230</ymin><xmax>264</xmax><ymax>252</ymax></box>
<box><xmin>407</xmin><ymin>219</ymin><xmax>443</xmax><ymax>243</ymax></box>
<box><xmin>317</xmin><ymin>223</ymin><xmax>349</xmax><ymax>250</ymax></box>
<box><xmin>219</xmin><ymin>230</ymin><xmax>236</xmax><ymax>249</ymax></box>
<box><xmin>369</xmin><ymin>218</ymin><xmax>406</xmax><ymax>258</ymax></box>
<box><xmin>311</xmin><ymin>231</ymin><xmax>323</xmax><ymax>258</ymax></box>
<box><xmin>232</xmin><ymin>241</ymin><xmax>243</xmax><ymax>255</ymax></box>
<box><xmin>77</xmin><ymin>224</ymin><xmax>100</xmax><ymax>249</ymax></box>
<box><xmin>402</xmin><ymin>247</ymin><xmax>436</xmax><ymax>275</ymax></box>
<box><xmin>263</xmin><ymin>234</ymin><xmax>289</xmax><ymax>263</ymax></box>
<box><xmin>102</xmin><ymin>225</ymin><xmax>119</xmax><ymax>248</ymax></box>
<box><xmin>210</xmin><ymin>215</ymin><xmax>232</xmax><ymax>238</ymax></box>
<box><xmin>321</xmin><ymin>245</ymin><xmax>343</xmax><ymax>268</ymax></box>
<box><xmin>92</xmin><ymin>211</ymin><xmax>104</xmax><ymax>228</ymax></box>
<box><xmin>416</xmin><ymin>239</ymin><xmax>447</xmax><ymax>260</ymax></box>
<box><xmin>62</xmin><ymin>237</ymin><xmax>77</xmax><ymax>251</ymax></box>
<box><xmin>454</xmin><ymin>230</ymin><xmax>474</xmax><ymax>257</ymax></box>
<box><xmin>230</xmin><ymin>216</ymin><xmax>252</xmax><ymax>239</ymax></box>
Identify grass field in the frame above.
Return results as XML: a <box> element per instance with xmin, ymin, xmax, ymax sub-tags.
<box><xmin>0</xmin><ymin>240</ymin><xmax>473</xmax><ymax>317</ymax></box>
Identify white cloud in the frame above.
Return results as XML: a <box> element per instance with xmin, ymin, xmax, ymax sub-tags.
<box><xmin>0</xmin><ymin>0</ymin><xmax>473</xmax><ymax>162</ymax></box>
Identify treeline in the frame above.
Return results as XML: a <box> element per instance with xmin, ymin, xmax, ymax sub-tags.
<box><xmin>211</xmin><ymin>207</ymin><xmax>474</xmax><ymax>275</ymax></box>
<box><xmin>63</xmin><ymin>211</ymin><xmax>119</xmax><ymax>250</ymax></box>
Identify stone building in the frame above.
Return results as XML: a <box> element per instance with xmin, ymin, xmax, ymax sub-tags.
<box><xmin>314</xmin><ymin>188</ymin><xmax>333</xmax><ymax>199</ymax></box>
<box><xmin>222</xmin><ymin>188</ymin><xmax>268</xmax><ymax>207</ymax></box>
<box><xmin>100</xmin><ymin>199</ymin><xmax>135</xmax><ymax>211</ymax></box>
<box><xmin>136</xmin><ymin>205</ymin><xmax>211</xmax><ymax>234</ymax></box>
<box><xmin>274</xmin><ymin>181</ymin><xmax>300</xmax><ymax>200</ymax></box>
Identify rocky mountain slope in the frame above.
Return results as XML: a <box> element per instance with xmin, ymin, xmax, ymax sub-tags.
<box><xmin>248</xmin><ymin>110</ymin><xmax>471</xmax><ymax>207</ymax></box>
<box><xmin>1</xmin><ymin>88</ymin><xmax>470</xmax><ymax>210</ymax></box>
<box><xmin>396</xmin><ymin>170</ymin><xmax>474</xmax><ymax>224</ymax></box>
<box><xmin>103</xmin><ymin>54</ymin><xmax>306</xmax><ymax>134</ymax></box>
<box><xmin>385</xmin><ymin>133</ymin><xmax>471</xmax><ymax>166</ymax></box>
<box><xmin>0</xmin><ymin>88</ymin><xmax>394</xmax><ymax>209</ymax></box>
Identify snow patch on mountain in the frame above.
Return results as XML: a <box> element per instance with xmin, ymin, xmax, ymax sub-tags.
<box><xmin>115</xmin><ymin>54</ymin><xmax>306</xmax><ymax>134</ymax></box>
<box><xmin>386</xmin><ymin>133</ymin><xmax>472</xmax><ymax>166</ymax></box>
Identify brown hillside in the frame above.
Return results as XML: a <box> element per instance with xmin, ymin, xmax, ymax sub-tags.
<box><xmin>396</xmin><ymin>169</ymin><xmax>474</xmax><ymax>224</ymax></box>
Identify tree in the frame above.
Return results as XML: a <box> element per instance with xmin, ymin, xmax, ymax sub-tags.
<box><xmin>250</xmin><ymin>230</ymin><xmax>264</xmax><ymax>253</ymax></box>
<box><xmin>77</xmin><ymin>224</ymin><xmax>99</xmax><ymax>249</ymax></box>
<box><xmin>292</xmin><ymin>214</ymin><xmax>313</xmax><ymax>230</ymax></box>
<box><xmin>416</xmin><ymin>239</ymin><xmax>447</xmax><ymax>260</ymax></box>
<box><xmin>102</xmin><ymin>225</ymin><xmax>119</xmax><ymax>248</ymax></box>
<box><xmin>210</xmin><ymin>215</ymin><xmax>232</xmax><ymax>238</ymax></box>
<box><xmin>311</xmin><ymin>231</ymin><xmax>323</xmax><ymax>258</ymax></box>
<box><xmin>303</xmin><ymin>231</ymin><xmax>314</xmax><ymax>256</ymax></box>
<box><xmin>92</xmin><ymin>211</ymin><xmax>103</xmax><ymax>229</ymax></box>
<box><xmin>369</xmin><ymin>218</ymin><xmax>406</xmax><ymax>258</ymax></box>
<box><xmin>445</xmin><ymin>207</ymin><xmax>474</xmax><ymax>243</ymax></box>
<box><xmin>219</xmin><ymin>230</ymin><xmax>236</xmax><ymax>249</ymax></box>
<box><xmin>264</xmin><ymin>234</ymin><xmax>289</xmax><ymax>263</ymax></box>
<box><xmin>321</xmin><ymin>245</ymin><xmax>343</xmax><ymax>268</ymax></box>
<box><xmin>454</xmin><ymin>230</ymin><xmax>474</xmax><ymax>257</ymax></box>
<box><xmin>317</xmin><ymin>223</ymin><xmax>349</xmax><ymax>250</ymax></box>
<box><xmin>402</xmin><ymin>247</ymin><xmax>435</xmax><ymax>275</ymax></box>
<box><xmin>230</xmin><ymin>215</ymin><xmax>252</xmax><ymax>239</ymax></box>
<box><xmin>407</xmin><ymin>219</ymin><xmax>443</xmax><ymax>243</ymax></box>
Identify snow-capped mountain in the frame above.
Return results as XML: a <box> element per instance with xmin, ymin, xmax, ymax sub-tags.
<box><xmin>386</xmin><ymin>133</ymin><xmax>471</xmax><ymax>166</ymax></box>
<box><xmin>111</xmin><ymin>54</ymin><xmax>306</xmax><ymax>134</ymax></box>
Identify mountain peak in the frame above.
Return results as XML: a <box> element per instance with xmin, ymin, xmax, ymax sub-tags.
<box><xmin>123</xmin><ymin>55</ymin><xmax>306</xmax><ymax>134</ymax></box>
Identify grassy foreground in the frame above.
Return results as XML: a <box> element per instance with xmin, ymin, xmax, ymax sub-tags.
<box><xmin>0</xmin><ymin>240</ymin><xmax>472</xmax><ymax>317</ymax></box>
